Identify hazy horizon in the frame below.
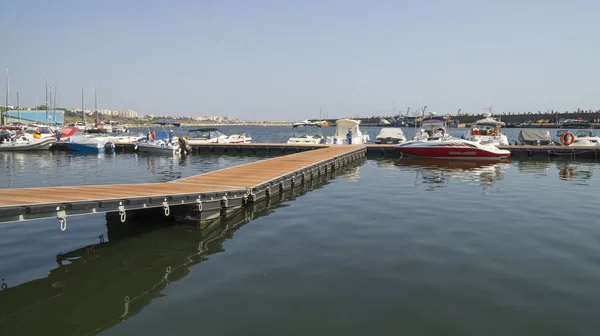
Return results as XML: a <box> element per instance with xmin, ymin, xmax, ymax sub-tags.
<box><xmin>2</xmin><ymin>0</ymin><xmax>599</xmax><ymax>121</ymax></box>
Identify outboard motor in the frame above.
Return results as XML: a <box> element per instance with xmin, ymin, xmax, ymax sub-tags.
<box><xmin>178</xmin><ymin>136</ymin><xmax>191</xmax><ymax>155</ymax></box>
<box><xmin>104</xmin><ymin>141</ymin><xmax>116</xmax><ymax>153</ymax></box>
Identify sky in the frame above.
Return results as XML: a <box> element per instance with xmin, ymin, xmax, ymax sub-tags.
<box><xmin>1</xmin><ymin>0</ymin><xmax>599</xmax><ymax>121</ymax></box>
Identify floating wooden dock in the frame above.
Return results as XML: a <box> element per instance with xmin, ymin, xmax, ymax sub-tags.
<box><xmin>0</xmin><ymin>145</ymin><xmax>366</xmax><ymax>225</ymax></box>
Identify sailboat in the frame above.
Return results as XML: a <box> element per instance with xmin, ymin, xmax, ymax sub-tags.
<box><xmin>87</xmin><ymin>86</ymin><xmax>112</xmax><ymax>133</ymax></box>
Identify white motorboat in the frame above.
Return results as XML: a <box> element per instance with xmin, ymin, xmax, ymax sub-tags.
<box><xmin>375</xmin><ymin>128</ymin><xmax>406</xmax><ymax>144</ymax></box>
<box><xmin>461</xmin><ymin>113</ymin><xmax>509</xmax><ymax>146</ymax></box>
<box><xmin>185</xmin><ymin>128</ymin><xmax>229</xmax><ymax>144</ymax></box>
<box><xmin>25</xmin><ymin>124</ymin><xmax>58</xmax><ymax>139</ymax></box>
<box><xmin>227</xmin><ymin>133</ymin><xmax>252</xmax><ymax>143</ymax></box>
<box><xmin>325</xmin><ymin>119</ymin><xmax>370</xmax><ymax>145</ymax></box>
<box><xmin>136</xmin><ymin>139</ymin><xmax>179</xmax><ymax>154</ymax></box>
<box><xmin>396</xmin><ymin>112</ymin><xmax>511</xmax><ymax>160</ymax></box>
<box><xmin>107</xmin><ymin>132</ymin><xmax>146</xmax><ymax>143</ymax></box>
<box><xmin>555</xmin><ymin>129</ymin><xmax>600</xmax><ymax>146</ymax></box>
<box><xmin>185</xmin><ymin>128</ymin><xmax>251</xmax><ymax>144</ymax></box>
<box><xmin>71</xmin><ymin>122</ymin><xmax>89</xmax><ymax>132</ymax></box>
<box><xmin>137</xmin><ymin>122</ymin><xmax>181</xmax><ymax>155</ymax></box>
<box><xmin>287</xmin><ymin>123</ymin><xmax>325</xmax><ymax>144</ymax></box>
<box><xmin>0</xmin><ymin>130</ymin><xmax>56</xmax><ymax>151</ymax></box>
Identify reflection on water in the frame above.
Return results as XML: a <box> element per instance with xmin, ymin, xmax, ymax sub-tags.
<box><xmin>557</xmin><ymin>162</ymin><xmax>594</xmax><ymax>184</ymax></box>
<box><xmin>0</xmin><ymin>175</ymin><xmax>334</xmax><ymax>336</ymax></box>
<box><xmin>389</xmin><ymin>158</ymin><xmax>509</xmax><ymax>192</ymax></box>
<box><xmin>338</xmin><ymin>166</ymin><xmax>360</xmax><ymax>181</ymax></box>
<box><xmin>376</xmin><ymin>157</ymin><xmax>600</xmax><ymax>189</ymax></box>
<box><xmin>0</xmin><ymin>152</ymin><xmax>264</xmax><ymax>188</ymax></box>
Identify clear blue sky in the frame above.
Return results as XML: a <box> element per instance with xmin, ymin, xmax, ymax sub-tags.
<box><xmin>2</xmin><ymin>0</ymin><xmax>599</xmax><ymax>120</ymax></box>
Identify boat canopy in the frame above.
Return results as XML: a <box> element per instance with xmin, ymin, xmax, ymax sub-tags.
<box><xmin>334</xmin><ymin>119</ymin><xmax>363</xmax><ymax>137</ymax></box>
<box><xmin>420</xmin><ymin>116</ymin><xmax>447</xmax><ymax>130</ymax></box>
<box><xmin>152</xmin><ymin>122</ymin><xmax>181</xmax><ymax>127</ymax></box>
<box><xmin>473</xmin><ymin>117</ymin><xmax>505</xmax><ymax>127</ymax></box>
<box><xmin>189</xmin><ymin>128</ymin><xmax>219</xmax><ymax>132</ymax></box>
<box><xmin>187</xmin><ymin>128</ymin><xmax>224</xmax><ymax>139</ymax></box>
<box><xmin>376</xmin><ymin>128</ymin><xmax>405</xmax><ymax>139</ymax></box>
<box><xmin>518</xmin><ymin>129</ymin><xmax>552</xmax><ymax>145</ymax></box>
<box><xmin>292</xmin><ymin>123</ymin><xmax>322</xmax><ymax>128</ymax></box>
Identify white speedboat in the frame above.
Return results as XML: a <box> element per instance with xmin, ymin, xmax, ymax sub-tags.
<box><xmin>461</xmin><ymin>113</ymin><xmax>509</xmax><ymax>146</ymax></box>
<box><xmin>375</xmin><ymin>128</ymin><xmax>406</xmax><ymax>144</ymax></box>
<box><xmin>396</xmin><ymin>112</ymin><xmax>510</xmax><ymax>160</ymax></box>
<box><xmin>136</xmin><ymin>139</ymin><xmax>179</xmax><ymax>154</ymax></box>
<box><xmin>287</xmin><ymin>123</ymin><xmax>325</xmax><ymax>144</ymax></box>
<box><xmin>555</xmin><ymin>129</ymin><xmax>600</xmax><ymax>146</ymax></box>
<box><xmin>137</xmin><ymin>122</ymin><xmax>181</xmax><ymax>155</ymax></box>
<box><xmin>0</xmin><ymin>130</ymin><xmax>56</xmax><ymax>151</ymax></box>
<box><xmin>25</xmin><ymin>124</ymin><xmax>58</xmax><ymax>139</ymax></box>
<box><xmin>227</xmin><ymin>133</ymin><xmax>252</xmax><ymax>143</ymax></box>
<box><xmin>325</xmin><ymin>119</ymin><xmax>370</xmax><ymax>144</ymax></box>
<box><xmin>186</xmin><ymin>128</ymin><xmax>229</xmax><ymax>144</ymax></box>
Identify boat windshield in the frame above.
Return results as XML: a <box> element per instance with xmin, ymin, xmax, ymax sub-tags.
<box><xmin>188</xmin><ymin>129</ymin><xmax>223</xmax><ymax>139</ymax></box>
<box><xmin>292</xmin><ymin>125</ymin><xmax>322</xmax><ymax>138</ymax></box>
<box><xmin>575</xmin><ymin>130</ymin><xmax>596</xmax><ymax>137</ymax></box>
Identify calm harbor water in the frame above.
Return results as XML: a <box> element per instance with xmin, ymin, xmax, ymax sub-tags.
<box><xmin>1</xmin><ymin>126</ymin><xmax>600</xmax><ymax>335</ymax></box>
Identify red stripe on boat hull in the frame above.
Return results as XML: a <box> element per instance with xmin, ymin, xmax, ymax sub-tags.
<box><xmin>397</xmin><ymin>146</ymin><xmax>510</xmax><ymax>160</ymax></box>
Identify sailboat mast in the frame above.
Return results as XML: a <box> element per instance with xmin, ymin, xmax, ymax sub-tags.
<box><xmin>45</xmin><ymin>74</ymin><xmax>49</xmax><ymax>125</ymax></box>
<box><xmin>49</xmin><ymin>86</ymin><xmax>52</xmax><ymax>123</ymax></box>
<box><xmin>53</xmin><ymin>86</ymin><xmax>57</xmax><ymax>125</ymax></box>
<box><xmin>17</xmin><ymin>91</ymin><xmax>20</xmax><ymax>123</ymax></box>
<box><xmin>82</xmin><ymin>85</ymin><xmax>86</xmax><ymax>123</ymax></box>
<box><xmin>2</xmin><ymin>66</ymin><xmax>8</xmax><ymax>126</ymax></box>
<box><xmin>94</xmin><ymin>85</ymin><xmax>99</xmax><ymax>124</ymax></box>
<box><xmin>0</xmin><ymin>65</ymin><xmax>10</xmax><ymax>126</ymax></box>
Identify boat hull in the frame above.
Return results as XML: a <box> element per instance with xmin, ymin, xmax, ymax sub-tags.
<box><xmin>0</xmin><ymin>138</ymin><xmax>56</xmax><ymax>151</ymax></box>
<box><xmin>137</xmin><ymin>143</ymin><xmax>178</xmax><ymax>154</ymax></box>
<box><xmin>396</xmin><ymin>142</ymin><xmax>510</xmax><ymax>160</ymax></box>
<box><xmin>64</xmin><ymin>142</ymin><xmax>112</xmax><ymax>153</ymax></box>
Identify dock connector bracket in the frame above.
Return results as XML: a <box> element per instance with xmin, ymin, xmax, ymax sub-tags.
<box><xmin>118</xmin><ymin>203</ymin><xmax>126</xmax><ymax>223</ymax></box>
<box><xmin>56</xmin><ymin>206</ymin><xmax>67</xmax><ymax>231</ymax></box>
<box><xmin>244</xmin><ymin>189</ymin><xmax>256</xmax><ymax>204</ymax></box>
<box><xmin>221</xmin><ymin>196</ymin><xmax>228</xmax><ymax>209</ymax></box>
<box><xmin>196</xmin><ymin>198</ymin><xmax>203</xmax><ymax>212</ymax></box>
<box><xmin>162</xmin><ymin>199</ymin><xmax>170</xmax><ymax>217</ymax></box>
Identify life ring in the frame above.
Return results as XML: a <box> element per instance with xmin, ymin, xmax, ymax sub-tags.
<box><xmin>560</xmin><ymin>131</ymin><xmax>575</xmax><ymax>146</ymax></box>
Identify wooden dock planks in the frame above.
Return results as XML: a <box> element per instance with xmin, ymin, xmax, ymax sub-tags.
<box><xmin>0</xmin><ymin>145</ymin><xmax>365</xmax><ymax>209</ymax></box>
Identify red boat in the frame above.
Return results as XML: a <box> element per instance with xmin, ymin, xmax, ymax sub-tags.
<box><xmin>395</xmin><ymin>113</ymin><xmax>511</xmax><ymax>160</ymax></box>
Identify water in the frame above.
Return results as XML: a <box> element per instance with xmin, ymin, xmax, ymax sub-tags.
<box><xmin>1</xmin><ymin>129</ymin><xmax>600</xmax><ymax>335</ymax></box>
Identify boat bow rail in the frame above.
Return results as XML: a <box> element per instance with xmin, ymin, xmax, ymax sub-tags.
<box><xmin>0</xmin><ymin>145</ymin><xmax>366</xmax><ymax>225</ymax></box>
